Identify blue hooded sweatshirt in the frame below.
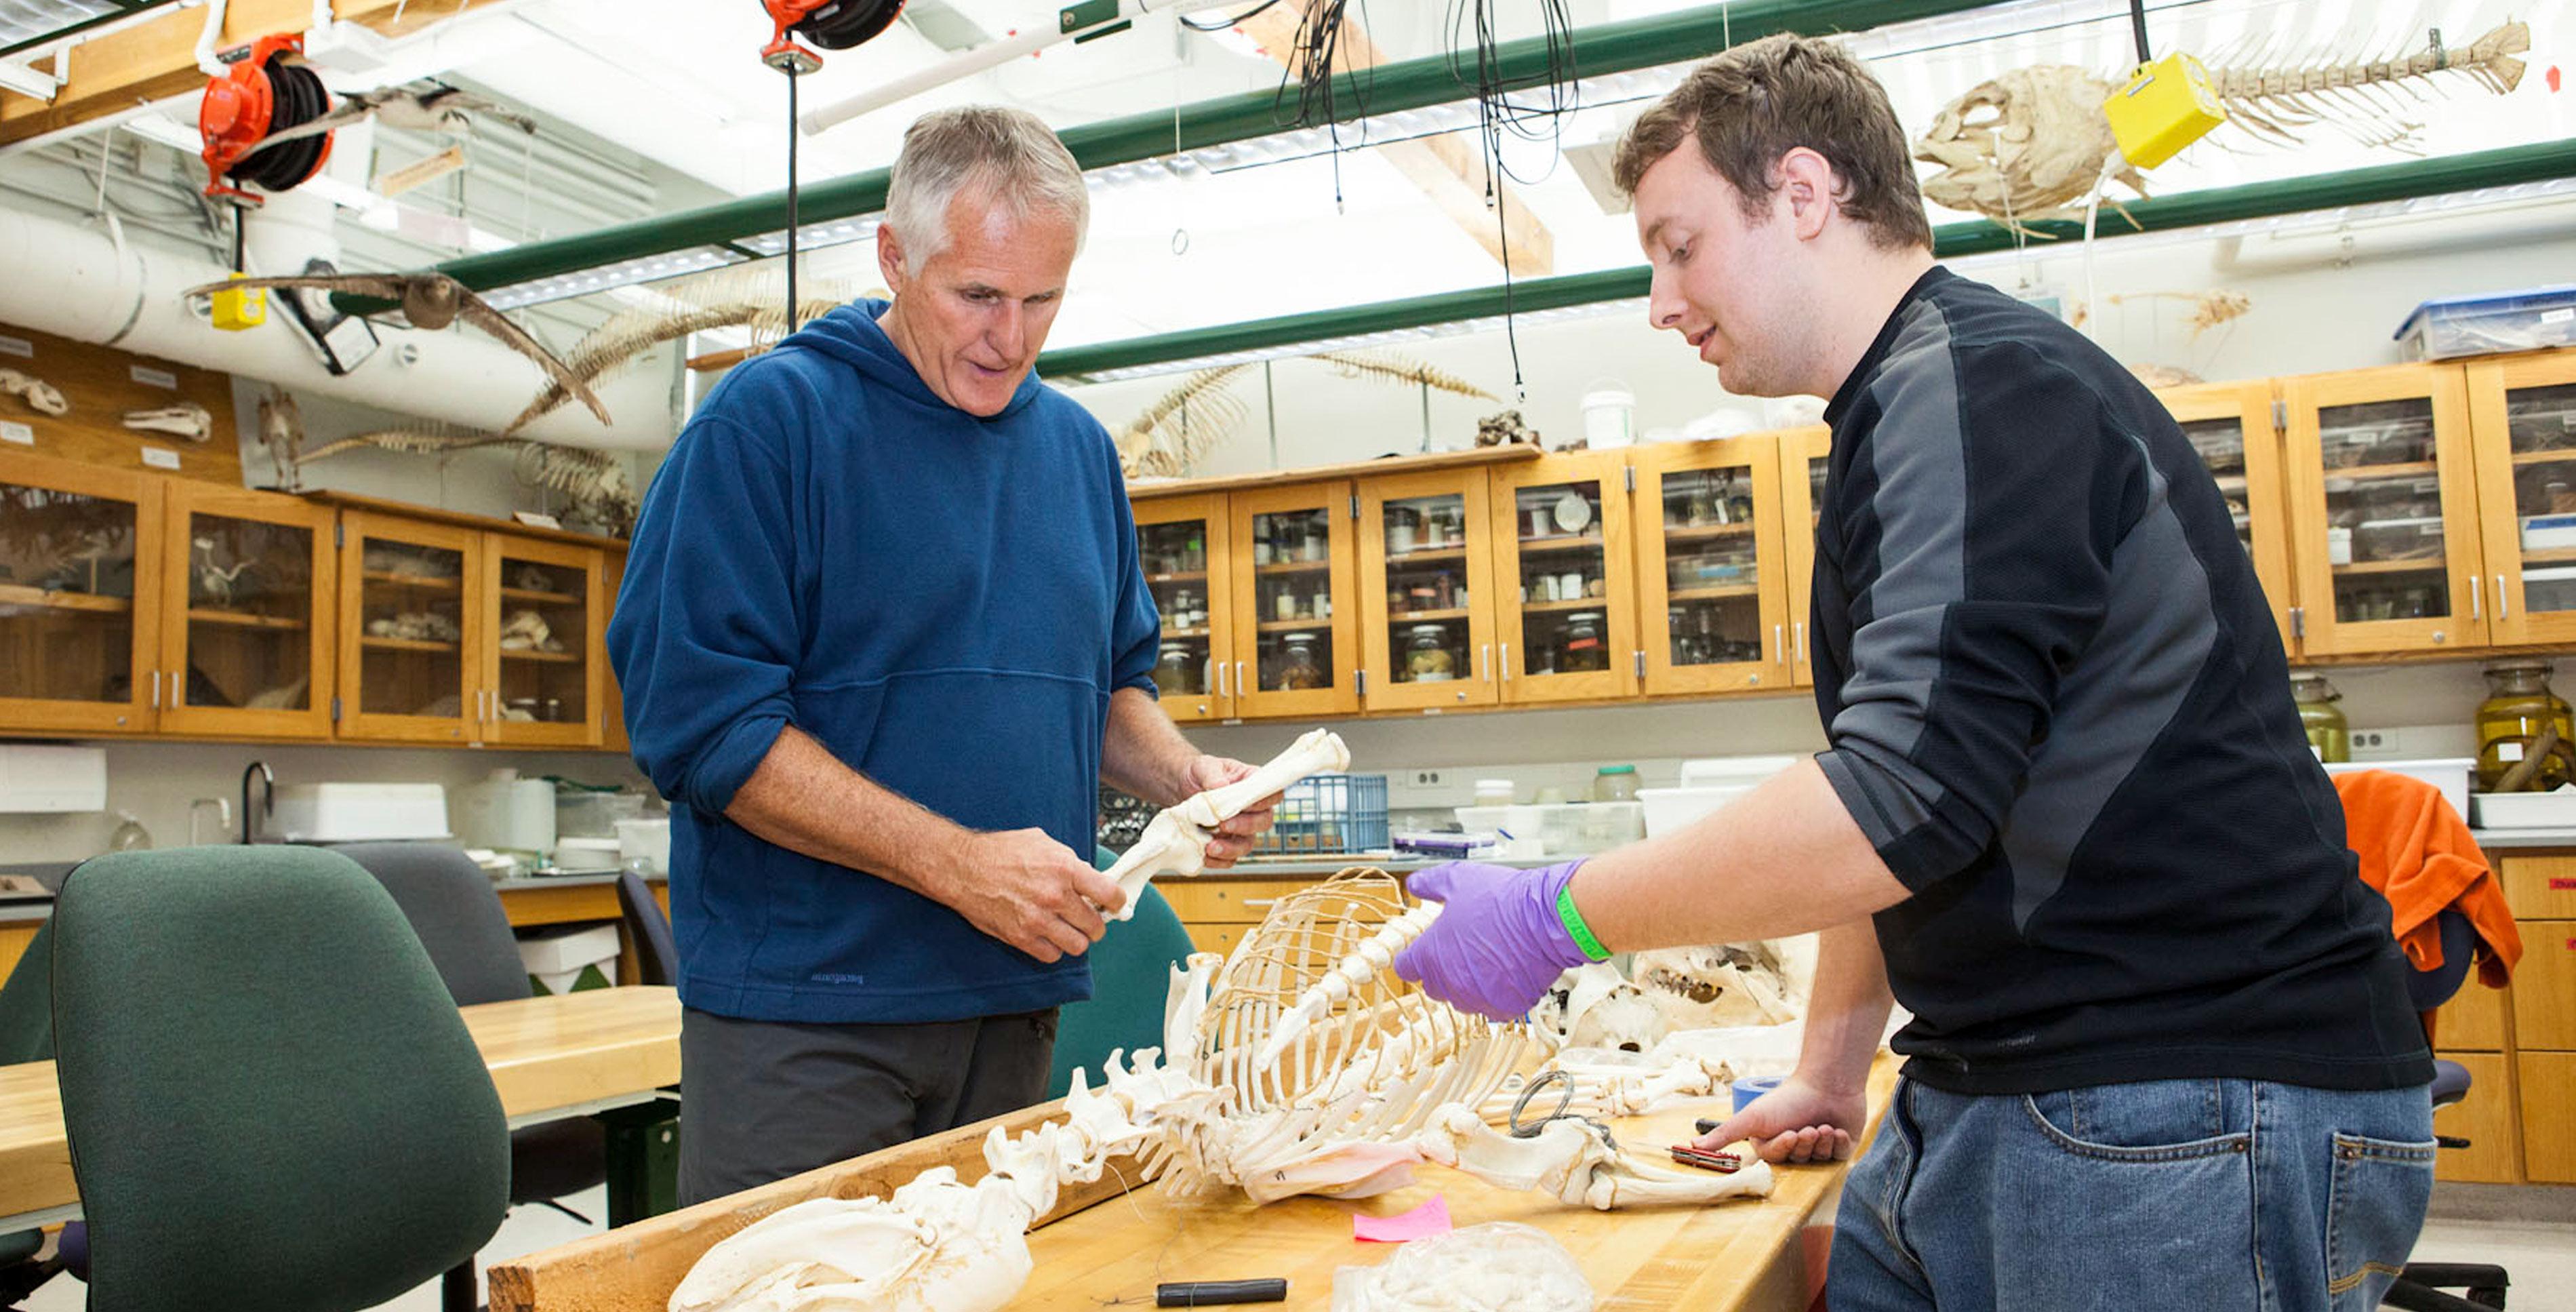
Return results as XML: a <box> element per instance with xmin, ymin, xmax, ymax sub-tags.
<box><xmin>607</xmin><ymin>299</ymin><xmax>1159</xmax><ymax>1023</ymax></box>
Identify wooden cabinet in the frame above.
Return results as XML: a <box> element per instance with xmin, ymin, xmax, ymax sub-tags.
<box><xmin>1133</xmin><ymin>493</ymin><xmax>1235</xmax><ymax>723</ymax></box>
<box><xmin>1356</xmin><ymin>468</ymin><xmax>1500</xmax><ymax>711</ymax></box>
<box><xmin>2435</xmin><ymin>974</ymin><xmax>2510</xmax><ymax>1051</ymax></box>
<box><xmin>1163</xmin><ymin>877</ymin><xmax>1320</xmax><ymax>961</ymax></box>
<box><xmin>2469</xmin><ymin>351</ymin><xmax>2576</xmax><ymax>645</ymax></box>
<box><xmin>155</xmin><ymin>482</ymin><xmax>336</xmax><ymax>739</ymax></box>
<box><xmin>337</xmin><ymin>511</ymin><xmax>484</xmax><ymax>744</ymax></box>
<box><xmin>1225</xmin><ymin>482</ymin><xmax>1360</xmax><ymax>718</ymax></box>
<box><xmin>2434</xmin><ymin>1051</ymin><xmax>2522</xmax><ymax>1184</ymax></box>
<box><xmin>481</xmin><ymin>534</ymin><xmax>605</xmax><ymax>748</ymax></box>
<box><xmin>1489</xmin><ymin>451</ymin><xmax>1638</xmax><ymax>703</ymax></box>
<box><xmin>1777</xmin><ymin>426</ymin><xmax>1830</xmax><ymax>688</ymax></box>
<box><xmin>2156</xmin><ymin>380</ymin><xmax>2298</xmax><ymax>652</ymax></box>
<box><xmin>2499</xmin><ymin>852</ymin><xmax>2576</xmax><ymax>917</ymax></box>
<box><xmin>603</xmin><ymin>548</ymin><xmax>631</xmax><ymax>756</ymax></box>
<box><xmin>2508</xmin><ymin>918</ymin><xmax>2576</xmax><ymax>1051</ymax></box>
<box><xmin>1631</xmin><ymin>436</ymin><xmax>1793</xmax><ymax>696</ymax></box>
<box><xmin>2282</xmin><ymin>363</ymin><xmax>2487</xmax><ymax>656</ymax></box>
<box><xmin>0</xmin><ymin>452</ymin><xmax>161</xmax><ymax>736</ymax></box>
<box><xmin>2517</xmin><ymin>1050</ymin><xmax>2576</xmax><ymax>1182</ymax></box>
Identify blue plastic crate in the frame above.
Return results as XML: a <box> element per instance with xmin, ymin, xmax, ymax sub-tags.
<box><xmin>1254</xmin><ymin>772</ymin><xmax>1388</xmax><ymax>856</ymax></box>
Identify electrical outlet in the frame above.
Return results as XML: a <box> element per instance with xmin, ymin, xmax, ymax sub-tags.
<box><xmin>1413</xmin><ymin>770</ymin><xmax>1444</xmax><ymax>787</ymax></box>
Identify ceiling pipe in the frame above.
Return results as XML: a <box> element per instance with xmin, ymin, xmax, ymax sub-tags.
<box><xmin>333</xmin><ymin>0</ymin><xmax>2019</xmax><ymax>314</ymax></box>
<box><xmin>1031</xmin><ymin>140</ymin><xmax>2576</xmax><ymax>381</ymax></box>
<box><xmin>0</xmin><ymin>201</ymin><xmax>675</xmax><ymax>448</ymax></box>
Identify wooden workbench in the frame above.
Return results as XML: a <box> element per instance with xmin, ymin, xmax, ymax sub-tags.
<box><xmin>490</xmin><ymin>1054</ymin><xmax>1898</xmax><ymax>1311</ymax></box>
<box><xmin>0</xmin><ymin>984</ymin><xmax>681</xmax><ymax>1232</ymax></box>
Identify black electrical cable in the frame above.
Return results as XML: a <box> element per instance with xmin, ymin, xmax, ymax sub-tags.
<box><xmin>231</xmin><ymin>54</ymin><xmax>329</xmax><ymax>193</ymax></box>
<box><xmin>786</xmin><ymin>65</ymin><xmax>801</xmax><ymax>335</ymax></box>
<box><xmin>2129</xmin><ymin>0</ymin><xmax>2152</xmax><ymax>63</ymax></box>
<box><xmin>1443</xmin><ymin>0</ymin><xmax>1579</xmax><ymax>399</ymax></box>
<box><xmin>1179</xmin><ymin>0</ymin><xmax>1284</xmax><ymax>33</ymax></box>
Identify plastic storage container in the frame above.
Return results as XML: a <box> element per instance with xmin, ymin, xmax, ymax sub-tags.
<box><xmin>556</xmin><ymin>788</ymin><xmax>646</xmax><ymax>840</ymax></box>
<box><xmin>1592</xmin><ymin>765</ymin><xmax>1639</xmax><ymax>803</ymax></box>
<box><xmin>2394</xmin><ymin>284</ymin><xmax>2576</xmax><ymax>361</ymax></box>
<box><xmin>454</xmin><ymin>768</ymin><xmax>555</xmax><ymax>855</ymax></box>
<box><xmin>270</xmin><ymin>783</ymin><xmax>449</xmax><ymax>842</ymax></box>
<box><xmin>1254</xmin><ymin>772</ymin><xmax>1389</xmax><ymax>855</ymax></box>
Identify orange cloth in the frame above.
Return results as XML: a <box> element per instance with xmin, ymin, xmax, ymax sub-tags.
<box><xmin>2332</xmin><ymin>770</ymin><xmax>2522</xmax><ymax>989</ymax></box>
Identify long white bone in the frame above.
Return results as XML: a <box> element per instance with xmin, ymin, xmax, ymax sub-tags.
<box><xmin>1416</xmin><ymin>1104</ymin><xmax>1774</xmax><ymax>1210</ymax></box>
<box><xmin>1254</xmin><ymin>902</ymin><xmax>1439</xmax><ymax>1071</ymax></box>
<box><xmin>1098</xmin><ymin>728</ymin><xmax>1348</xmax><ymax>919</ymax></box>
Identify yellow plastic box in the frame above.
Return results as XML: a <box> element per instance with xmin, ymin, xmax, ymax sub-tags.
<box><xmin>2104</xmin><ymin>52</ymin><xmax>2226</xmax><ymax>170</ymax></box>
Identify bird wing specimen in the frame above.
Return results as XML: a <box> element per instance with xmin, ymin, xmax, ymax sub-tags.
<box><xmin>258</xmin><ymin>83</ymin><xmax>538</xmax><ymax>146</ymax></box>
<box><xmin>508</xmin><ymin>267</ymin><xmax>849</xmax><ymax>431</ymax></box>
<box><xmin>180</xmin><ymin>272</ymin><xmax>409</xmax><ymax>304</ymax></box>
<box><xmin>456</xmin><ymin>296</ymin><xmax>611</xmax><ymax>426</ymax></box>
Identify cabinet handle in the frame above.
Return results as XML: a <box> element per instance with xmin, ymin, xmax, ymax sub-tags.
<box><xmin>2470</xmin><ymin>574</ymin><xmax>2482</xmax><ymax>622</ymax></box>
<box><xmin>1236</xmin><ymin>661</ymin><xmax>1246</xmax><ymax>697</ymax></box>
<box><xmin>148</xmin><ymin>670</ymin><xmax>159</xmax><ymax>709</ymax></box>
<box><xmin>1500</xmin><ymin>642</ymin><xmax>1512</xmax><ymax>681</ymax></box>
<box><xmin>2497</xmin><ymin>575</ymin><xmax>2510</xmax><ymax>622</ymax></box>
<box><xmin>1794</xmin><ymin>621</ymin><xmax>1807</xmax><ymax>662</ymax></box>
<box><xmin>1480</xmin><ymin>643</ymin><xmax>1492</xmax><ymax>683</ymax></box>
<box><xmin>1775</xmin><ymin>624</ymin><xmax>1784</xmax><ymax>661</ymax></box>
<box><xmin>1243</xmin><ymin>898</ymin><xmax>1278</xmax><ymax>909</ymax></box>
<box><xmin>1213</xmin><ymin>659</ymin><xmax>1226</xmax><ymax>698</ymax></box>
<box><xmin>167</xmin><ymin>671</ymin><xmax>179</xmax><ymax>708</ymax></box>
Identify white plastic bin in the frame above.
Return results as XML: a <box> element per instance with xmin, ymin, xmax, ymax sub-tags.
<box><xmin>517</xmin><ymin>922</ymin><xmax>620</xmax><ymax>995</ymax></box>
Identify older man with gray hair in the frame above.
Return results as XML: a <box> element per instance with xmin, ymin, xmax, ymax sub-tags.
<box><xmin>609</xmin><ymin>104</ymin><xmax>1276</xmax><ymax>1202</ymax></box>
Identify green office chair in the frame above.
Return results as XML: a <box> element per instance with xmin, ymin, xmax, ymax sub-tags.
<box><xmin>1047</xmin><ymin>849</ymin><xmax>1198</xmax><ymax>1100</ymax></box>
<box><xmin>50</xmin><ymin>846</ymin><xmax>510</xmax><ymax>1312</ymax></box>
<box><xmin>0</xmin><ymin>919</ymin><xmax>54</xmax><ymax>1298</ymax></box>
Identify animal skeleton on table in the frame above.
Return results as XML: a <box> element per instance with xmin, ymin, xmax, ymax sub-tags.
<box><xmin>180</xmin><ymin>273</ymin><xmax>609</xmax><ymax>426</ymax></box>
<box><xmin>672</xmin><ymin>732</ymin><xmax>1777</xmax><ymax>1312</ymax></box>
<box><xmin>1915</xmin><ymin>21</ymin><xmax>2531</xmax><ymax>232</ymax></box>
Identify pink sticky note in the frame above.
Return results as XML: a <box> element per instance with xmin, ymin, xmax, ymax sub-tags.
<box><xmin>1353</xmin><ymin>1194</ymin><xmax>1453</xmax><ymax>1243</ymax></box>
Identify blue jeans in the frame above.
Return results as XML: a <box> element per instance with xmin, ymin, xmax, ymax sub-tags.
<box><xmin>1831</xmin><ymin>1077</ymin><xmax>2434</xmax><ymax>1311</ymax></box>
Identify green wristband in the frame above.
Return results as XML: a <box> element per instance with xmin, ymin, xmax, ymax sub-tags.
<box><xmin>1555</xmin><ymin>880</ymin><xmax>1611</xmax><ymax>962</ymax></box>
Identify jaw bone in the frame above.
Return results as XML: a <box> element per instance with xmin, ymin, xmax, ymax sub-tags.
<box><xmin>1099</xmin><ymin>728</ymin><xmax>1349</xmax><ymax>920</ymax></box>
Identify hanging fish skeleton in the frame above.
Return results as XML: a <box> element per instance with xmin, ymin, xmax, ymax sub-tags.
<box><xmin>1914</xmin><ymin>21</ymin><xmax>2531</xmax><ymax>233</ymax></box>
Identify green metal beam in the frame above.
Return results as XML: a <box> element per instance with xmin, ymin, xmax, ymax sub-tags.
<box><xmin>335</xmin><ymin>0</ymin><xmax>2009</xmax><ymax>313</ymax></box>
<box><xmin>1034</xmin><ymin>138</ymin><xmax>2576</xmax><ymax>380</ymax></box>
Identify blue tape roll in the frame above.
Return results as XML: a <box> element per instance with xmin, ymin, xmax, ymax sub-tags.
<box><xmin>1731</xmin><ymin>1073</ymin><xmax>1784</xmax><ymax>1113</ymax></box>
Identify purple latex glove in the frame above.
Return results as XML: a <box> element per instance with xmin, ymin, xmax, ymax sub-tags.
<box><xmin>1393</xmin><ymin>859</ymin><xmax>1596</xmax><ymax>1020</ymax></box>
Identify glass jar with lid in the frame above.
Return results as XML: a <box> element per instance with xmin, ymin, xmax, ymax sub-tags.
<box><xmin>1560</xmin><ymin>612</ymin><xmax>1609</xmax><ymax>673</ymax></box>
<box><xmin>1154</xmin><ymin>643</ymin><xmax>1198</xmax><ymax>697</ymax></box>
<box><xmin>2476</xmin><ymin>659</ymin><xmax>2576</xmax><ymax>791</ymax></box>
<box><xmin>2289</xmin><ymin>673</ymin><xmax>2349</xmax><ymax>763</ymax></box>
<box><xmin>1405</xmin><ymin>624</ymin><xmax>1457</xmax><ymax>682</ymax></box>
<box><xmin>1592</xmin><ymin>764</ymin><xmax>1638</xmax><ymax>803</ymax></box>
<box><xmin>1279</xmin><ymin>633</ymin><xmax>1327</xmax><ymax>690</ymax></box>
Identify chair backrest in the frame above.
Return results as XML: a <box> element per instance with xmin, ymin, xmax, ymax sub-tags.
<box><xmin>334</xmin><ymin>841</ymin><xmax>533</xmax><ymax>1006</ymax></box>
<box><xmin>0</xmin><ymin>917</ymin><xmax>53</xmax><ymax>1065</ymax></box>
<box><xmin>51</xmin><ymin>846</ymin><xmax>510</xmax><ymax>1312</ymax></box>
<box><xmin>1048</xmin><ymin>873</ymin><xmax>1196</xmax><ymax>1100</ymax></box>
<box><xmin>617</xmin><ymin>868</ymin><xmax>679</xmax><ymax>988</ymax></box>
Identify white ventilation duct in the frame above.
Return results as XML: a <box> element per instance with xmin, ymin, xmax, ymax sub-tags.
<box><xmin>0</xmin><ymin>201</ymin><xmax>675</xmax><ymax>449</ymax></box>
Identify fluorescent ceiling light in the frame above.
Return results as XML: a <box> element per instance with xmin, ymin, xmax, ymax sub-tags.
<box><xmin>732</xmin><ymin>216</ymin><xmax>882</xmax><ymax>259</ymax></box>
<box><xmin>0</xmin><ymin>0</ymin><xmax>123</xmax><ymax>52</ymax></box>
<box><xmin>480</xmin><ymin>246</ymin><xmax>750</xmax><ymax>311</ymax></box>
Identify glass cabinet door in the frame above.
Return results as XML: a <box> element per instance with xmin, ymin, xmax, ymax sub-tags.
<box><xmin>1489</xmin><ymin>452</ymin><xmax>1638</xmax><ymax>703</ymax></box>
<box><xmin>1634</xmin><ymin>437</ymin><xmax>1790</xmax><ymax>695</ymax></box>
<box><xmin>1134</xmin><ymin>493</ymin><xmax>1232</xmax><ymax>723</ymax></box>
<box><xmin>2156</xmin><ymin>381</ymin><xmax>2297</xmax><ymax>654</ymax></box>
<box><xmin>1778</xmin><ymin>426</ymin><xmax>1831</xmax><ymax>687</ymax></box>
<box><xmin>1358</xmin><ymin>471</ymin><xmax>1497</xmax><ymax>711</ymax></box>
<box><xmin>2285</xmin><ymin>365</ymin><xmax>2484</xmax><ymax>656</ymax></box>
<box><xmin>0</xmin><ymin>454</ymin><xmax>159</xmax><ymax>734</ymax></box>
<box><xmin>338</xmin><ymin>511</ymin><xmax>481</xmax><ymax>742</ymax></box>
<box><xmin>1225</xmin><ymin>482</ymin><xmax>1359</xmax><ymax>717</ymax></box>
<box><xmin>2472</xmin><ymin>353</ymin><xmax>2576</xmax><ymax>645</ymax></box>
<box><xmin>157</xmin><ymin>485</ymin><xmax>334</xmax><ymax>738</ymax></box>
<box><xmin>485</xmin><ymin>534</ymin><xmax>603</xmax><ymax>747</ymax></box>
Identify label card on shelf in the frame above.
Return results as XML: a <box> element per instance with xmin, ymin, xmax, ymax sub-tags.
<box><xmin>140</xmin><ymin>447</ymin><xmax>180</xmax><ymax>470</ymax></box>
<box><xmin>512</xmin><ymin>511</ymin><xmax>563</xmax><ymax>530</ymax></box>
<box><xmin>0</xmin><ymin>422</ymin><xmax>30</xmax><ymax>445</ymax></box>
<box><xmin>0</xmin><ymin>336</ymin><xmax>29</xmax><ymax>359</ymax></box>
<box><xmin>129</xmin><ymin>365</ymin><xmax>179</xmax><ymax>390</ymax></box>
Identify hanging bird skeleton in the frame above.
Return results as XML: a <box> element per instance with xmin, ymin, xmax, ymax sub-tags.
<box><xmin>1113</xmin><ymin>352</ymin><xmax>1499</xmax><ymax>479</ymax></box>
<box><xmin>674</xmin><ymin>732</ymin><xmax>1779</xmax><ymax>1312</ymax></box>
<box><xmin>250</xmin><ymin>80</ymin><xmax>538</xmax><ymax>146</ymax></box>
<box><xmin>1914</xmin><ymin>21</ymin><xmax>2531</xmax><ymax>232</ymax></box>
<box><xmin>508</xmin><ymin>266</ymin><xmax>853</xmax><ymax>433</ymax></box>
<box><xmin>180</xmin><ymin>272</ymin><xmax>611</xmax><ymax>426</ymax></box>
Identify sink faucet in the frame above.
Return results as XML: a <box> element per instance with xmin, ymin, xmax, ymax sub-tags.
<box><xmin>240</xmin><ymin>761</ymin><xmax>273</xmax><ymax>846</ymax></box>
